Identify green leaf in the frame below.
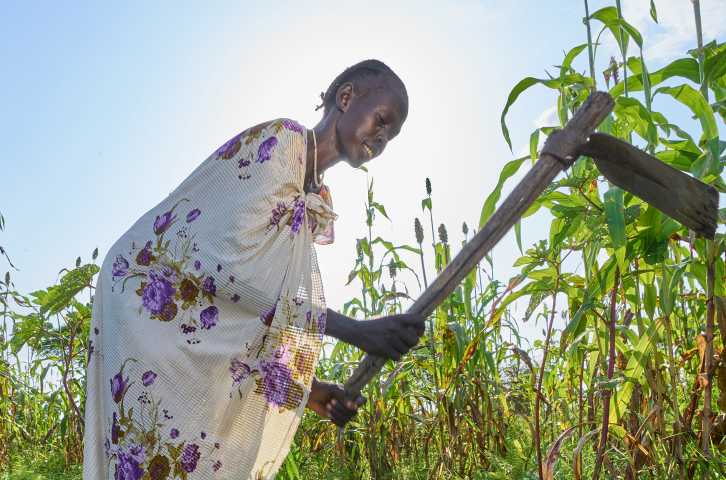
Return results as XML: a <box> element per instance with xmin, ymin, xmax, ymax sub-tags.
<box><xmin>610</xmin><ymin>57</ymin><xmax>699</xmax><ymax>97</ymax></box>
<box><xmin>421</xmin><ymin>197</ymin><xmax>432</xmax><ymax>212</ymax></box>
<box><xmin>31</xmin><ymin>264</ymin><xmax>99</xmax><ymax>316</ymax></box>
<box><xmin>501</xmin><ymin>78</ymin><xmax>549</xmax><ymax>150</ymax></box>
<box><xmin>371</xmin><ymin>201</ymin><xmax>390</xmax><ymax>221</ymax></box>
<box><xmin>656</xmin><ymin>84</ymin><xmax>718</xmax><ymax>140</ymax></box>
<box><xmin>514</xmin><ymin>220</ymin><xmax>523</xmax><ymax>254</ymax></box>
<box><xmin>590</xmin><ymin>7</ymin><xmax>642</xmax><ymax>55</ymax></box>
<box><xmin>613</xmin><ymin>96</ymin><xmax>657</xmax><ymax>145</ymax></box>
<box><xmin>604</xmin><ymin>187</ymin><xmax>626</xmax><ymax>250</ymax></box>
<box><xmin>650</xmin><ymin>0</ymin><xmax>658</xmax><ymax>23</ymax></box>
<box><xmin>562</xmin><ymin>44</ymin><xmax>588</xmax><ymax>73</ymax></box>
<box><xmin>657</xmin><ymin>84</ymin><xmax>720</xmax><ymax>175</ymax></box>
<box><xmin>529</xmin><ymin>128</ymin><xmax>540</xmax><ymax>162</ymax></box>
<box><xmin>611</xmin><ymin>319</ymin><xmax>663</xmax><ymax>422</ymax></box>
<box><xmin>704</xmin><ymin>42</ymin><xmax>726</xmax><ymax>84</ymax></box>
<box><xmin>478</xmin><ymin>156</ymin><xmax>528</xmax><ymax>228</ymax></box>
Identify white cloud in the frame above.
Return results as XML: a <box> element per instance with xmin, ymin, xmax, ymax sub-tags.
<box><xmin>622</xmin><ymin>0</ymin><xmax>726</xmax><ymax>62</ymax></box>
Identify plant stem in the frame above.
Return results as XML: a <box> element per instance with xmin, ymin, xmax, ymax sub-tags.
<box><xmin>534</xmin><ymin>266</ymin><xmax>560</xmax><ymax>480</ymax></box>
<box><xmin>691</xmin><ymin>0</ymin><xmax>709</xmax><ymax>102</ymax></box>
<box><xmin>593</xmin><ymin>267</ymin><xmax>619</xmax><ymax>480</ymax></box>
<box><xmin>615</xmin><ymin>0</ymin><xmax>629</xmax><ymax>97</ymax></box>
<box><xmin>702</xmin><ymin>243</ymin><xmax>716</xmax><ymax>456</ymax></box>
<box><xmin>583</xmin><ymin>0</ymin><xmax>597</xmax><ymax>89</ymax></box>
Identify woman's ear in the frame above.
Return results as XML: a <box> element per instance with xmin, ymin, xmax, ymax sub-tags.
<box><xmin>336</xmin><ymin>82</ymin><xmax>354</xmax><ymax>113</ymax></box>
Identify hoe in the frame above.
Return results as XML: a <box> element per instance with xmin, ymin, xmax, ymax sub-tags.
<box><xmin>343</xmin><ymin>91</ymin><xmax>720</xmax><ymax>403</ymax></box>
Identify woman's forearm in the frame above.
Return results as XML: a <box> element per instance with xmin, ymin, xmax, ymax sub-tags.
<box><xmin>324</xmin><ymin>308</ymin><xmax>356</xmax><ymax>344</ymax></box>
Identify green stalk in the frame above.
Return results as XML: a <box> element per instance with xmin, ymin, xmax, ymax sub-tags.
<box><xmin>615</xmin><ymin>0</ymin><xmax>629</xmax><ymax>97</ymax></box>
<box><xmin>583</xmin><ymin>0</ymin><xmax>598</xmax><ymax>89</ymax></box>
<box><xmin>692</xmin><ymin>0</ymin><xmax>709</xmax><ymax>101</ymax></box>
<box><xmin>702</xmin><ymin>243</ymin><xmax>717</xmax><ymax>457</ymax></box>
<box><xmin>534</xmin><ymin>265</ymin><xmax>561</xmax><ymax>480</ymax></box>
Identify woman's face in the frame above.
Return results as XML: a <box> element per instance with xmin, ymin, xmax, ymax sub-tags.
<box><xmin>335</xmin><ymin>77</ymin><xmax>408</xmax><ymax>168</ymax></box>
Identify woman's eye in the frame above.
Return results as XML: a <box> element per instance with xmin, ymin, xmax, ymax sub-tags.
<box><xmin>376</xmin><ymin>114</ymin><xmax>385</xmax><ymax>126</ymax></box>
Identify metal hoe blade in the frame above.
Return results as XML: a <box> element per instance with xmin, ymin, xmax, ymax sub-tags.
<box><xmin>582</xmin><ymin>133</ymin><xmax>719</xmax><ymax>239</ymax></box>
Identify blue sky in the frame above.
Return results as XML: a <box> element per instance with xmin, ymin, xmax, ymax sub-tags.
<box><xmin>2</xmin><ymin>1</ymin><xmax>724</xmax><ymax>343</ymax></box>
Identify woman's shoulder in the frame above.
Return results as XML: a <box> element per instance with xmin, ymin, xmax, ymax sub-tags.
<box><xmin>242</xmin><ymin>118</ymin><xmax>306</xmax><ymax>142</ymax></box>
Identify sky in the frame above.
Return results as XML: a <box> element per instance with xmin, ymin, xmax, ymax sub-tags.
<box><xmin>2</xmin><ymin>0</ymin><xmax>725</xmax><ymax>345</ymax></box>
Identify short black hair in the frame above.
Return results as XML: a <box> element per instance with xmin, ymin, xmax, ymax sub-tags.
<box><xmin>318</xmin><ymin>59</ymin><xmax>408</xmax><ymax>114</ymax></box>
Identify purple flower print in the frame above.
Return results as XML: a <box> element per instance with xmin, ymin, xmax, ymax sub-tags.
<box><xmin>260</xmin><ymin>304</ymin><xmax>276</xmax><ymax>326</ymax></box>
<box><xmin>153</xmin><ymin>211</ymin><xmax>176</xmax><ymax>235</ymax></box>
<box><xmin>170</xmin><ymin>428</ymin><xmax>179</xmax><ymax>439</ymax></box>
<box><xmin>259</xmin><ymin>357</ymin><xmax>293</xmax><ymax>408</ymax></box>
<box><xmin>231</xmin><ymin>293</ymin><xmax>240</xmax><ymax>303</ymax></box>
<box><xmin>268</xmin><ymin>202</ymin><xmax>288</xmax><ymax>230</ymax></box>
<box><xmin>213</xmin><ymin>460</ymin><xmax>223</xmax><ymax>472</ymax></box>
<box><xmin>305</xmin><ymin>311</ymin><xmax>312</xmax><ymax>327</ymax></box>
<box><xmin>88</xmin><ymin>340</ymin><xmax>94</xmax><ymax>362</ymax></box>
<box><xmin>114</xmin><ymin>444</ymin><xmax>146</xmax><ymax>480</ymax></box>
<box><xmin>193</xmin><ymin>260</ymin><xmax>201</xmax><ymax>271</ymax></box>
<box><xmin>127</xmin><ymin>444</ymin><xmax>146</xmax><ymax>463</ymax></box>
<box><xmin>318</xmin><ymin>311</ymin><xmax>327</xmax><ymax>334</ymax></box>
<box><xmin>282</xmin><ymin>119</ymin><xmax>304</xmax><ymax>134</ymax></box>
<box><xmin>216</xmin><ymin>133</ymin><xmax>242</xmax><ymax>160</ymax></box>
<box><xmin>290</xmin><ymin>198</ymin><xmax>306</xmax><ymax>234</ymax></box>
<box><xmin>200</xmin><ymin>306</ymin><xmax>218</xmax><ymax>330</ymax></box>
<box><xmin>112</xmin><ymin>255</ymin><xmax>129</xmax><ymax>280</ymax></box>
<box><xmin>180</xmin><ymin>443</ymin><xmax>201</xmax><ymax>472</ymax></box>
<box><xmin>111</xmin><ymin>412</ymin><xmax>120</xmax><ymax>444</ymax></box>
<box><xmin>110</xmin><ymin>372</ymin><xmax>128</xmax><ymax>403</ymax></box>
<box><xmin>136</xmin><ymin>241</ymin><xmax>153</xmax><ymax>266</ymax></box>
<box><xmin>257</xmin><ymin>136</ymin><xmax>278</xmax><ymax>163</ymax></box>
<box><xmin>141</xmin><ymin>370</ymin><xmax>157</xmax><ymax>386</ymax></box>
<box><xmin>202</xmin><ymin>276</ymin><xmax>216</xmax><ymax>296</ymax></box>
<box><xmin>186</xmin><ymin>208</ymin><xmax>201</xmax><ymax>223</ymax></box>
<box><xmin>200</xmin><ymin>431</ymin><xmax>207</xmax><ymax>439</ymax></box>
<box><xmin>229</xmin><ymin>358</ymin><xmax>252</xmax><ymax>385</ymax></box>
<box><xmin>142</xmin><ymin>269</ymin><xmax>176</xmax><ymax>316</ymax></box>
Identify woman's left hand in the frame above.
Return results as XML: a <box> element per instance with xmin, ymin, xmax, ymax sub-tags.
<box><xmin>306</xmin><ymin>378</ymin><xmax>365</xmax><ymax>427</ymax></box>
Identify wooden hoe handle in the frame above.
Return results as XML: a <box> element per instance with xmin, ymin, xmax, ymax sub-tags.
<box><xmin>343</xmin><ymin>92</ymin><xmax>615</xmax><ymax>399</ymax></box>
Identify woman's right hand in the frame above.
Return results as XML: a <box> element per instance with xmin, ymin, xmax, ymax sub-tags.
<box><xmin>351</xmin><ymin>313</ymin><xmax>426</xmax><ymax>361</ymax></box>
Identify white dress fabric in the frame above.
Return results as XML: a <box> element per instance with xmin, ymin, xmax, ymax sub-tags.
<box><xmin>83</xmin><ymin>119</ymin><xmax>336</xmax><ymax>479</ymax></box>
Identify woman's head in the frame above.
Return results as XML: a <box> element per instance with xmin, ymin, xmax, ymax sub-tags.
<box><xmin>320</xmin><ymin>60</ymin><xmax>408</xmax><ymax>168</ymax></box>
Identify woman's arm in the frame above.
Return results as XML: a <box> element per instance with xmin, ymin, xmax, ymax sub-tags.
<box><xmin>324</xmin><ymin>308</ymin><xmax>425</xmax><ymax>361</ymax></box>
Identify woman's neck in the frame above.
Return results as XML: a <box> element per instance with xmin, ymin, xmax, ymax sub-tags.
<box><xmin>305</xmin><ymin>114</ymin><xmax>343</xmax><ymax>189</ymax></box>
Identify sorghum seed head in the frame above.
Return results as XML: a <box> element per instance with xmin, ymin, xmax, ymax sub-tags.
<box><xmin>438</xmin><ymin>224</ymin><xmax>448</xmax><ymax>244</ymax></box>
<box><xmin>414</xmin><ymin>218</ymin><xmax>424</xmax><ymax>244</ymax></box>
<box><xmin>425</xmin><ymin>178</ymin><xmax>432</xmax><ymax>196</ymax></box>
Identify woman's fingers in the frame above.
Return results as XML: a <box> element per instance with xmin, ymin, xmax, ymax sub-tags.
<box><xmin>401</xmin><ymin>326</ymin><xmax>421</xmax><ymax>347</ymax></box>
<box><xmin>327</xmin><ymin>390</ymin><xmax>366</xmax><ymax>427</ymax></box>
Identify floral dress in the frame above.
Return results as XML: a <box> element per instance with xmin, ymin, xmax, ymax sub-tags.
<box><xmin>83</xmin><ymin>119</ymin><xmax>336</xmax><ymax>479</ymax></box>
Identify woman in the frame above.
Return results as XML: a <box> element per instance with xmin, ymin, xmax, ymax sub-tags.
<box><xmin>83</xmin><ymin>59</ymin><xmax>424</xmax><ymax>479</ymax></box>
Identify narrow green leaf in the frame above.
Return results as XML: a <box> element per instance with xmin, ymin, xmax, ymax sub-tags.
<box><xmin>656</xmin><ymin>84</ymin><xmax>718</xmax><ymax>140</ymax></box>
<box><xmin>478</xmin><ymin>156</ymin><xmax>528</xmax><ymax>228</ymax></box>
<box><xmin>421</xmin><ymin>197</ymin><xmax>432</xmax><ymax>212</ymax></box>
<box><xmin>611</xmin><ymin>57</ymin><xmax>699</xmax><ymax>97</ymax></box>
<box><xmin>604</xmin><ymin>187</ymin><xmax>626</xmax><ymax>249</ymax></box>
<box><xmin>650</xmin><ymin>0</ymin><xmax>658</xmax><ymax>23</ymax></box>
<box><xmin>501</xmin><ymin>78</ymin><xmax>545</xmax><ymax>150</ymax></box>
<box><xmin>611</xmin><ymin>319</ymin><xmax>663</xmax><ymax>422</ymax></box>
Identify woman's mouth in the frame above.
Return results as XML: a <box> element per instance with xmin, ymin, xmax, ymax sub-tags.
<box><xmin>362</xmin><ymin>143</ymin><xmax>373</xmax><ymax>159</ymax></box>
